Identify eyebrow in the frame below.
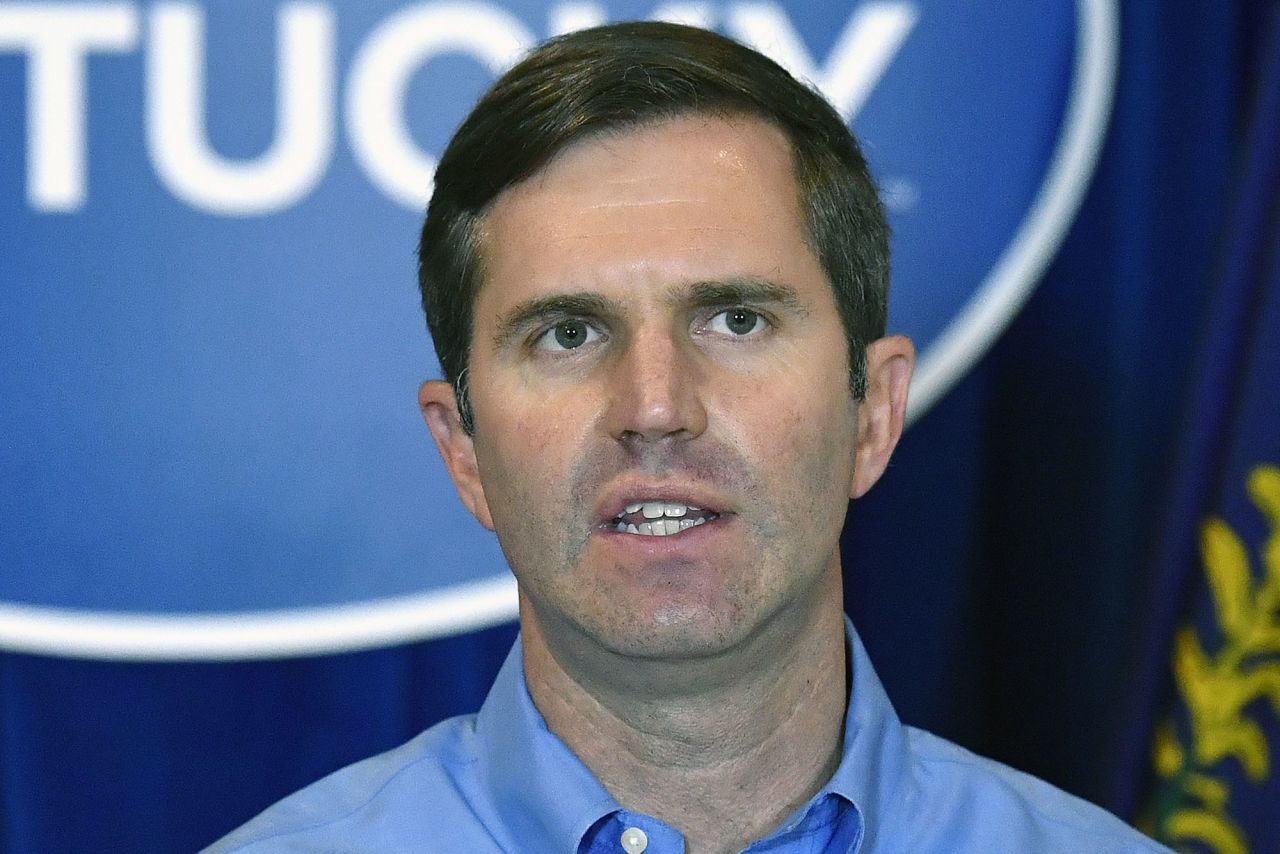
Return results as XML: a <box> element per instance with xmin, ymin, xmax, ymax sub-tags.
<box><xmin>490</xmin><ymin>275</ymin><xmax>809</xmax><ymax>351</ymax></box>
<box><xmin>682</xmin><ymin>276</ymin><xmax>808</xmax><ymax>316</ymax></box>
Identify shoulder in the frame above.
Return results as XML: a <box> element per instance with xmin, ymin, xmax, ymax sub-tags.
<box><xmin>201</xmin><ymin>713</ymin><xmax>504</xmax><ymax>853</ymax></box>
<box><xmin>885</xmin><ymin>726</ymin><xmax>1171</xmax><ymax>853</ymax></box>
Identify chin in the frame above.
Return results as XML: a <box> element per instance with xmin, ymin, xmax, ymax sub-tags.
<box><xmin>580</xmin><ymin>601</ymin><xmax>756</xmax><ymax>660</ymax></box>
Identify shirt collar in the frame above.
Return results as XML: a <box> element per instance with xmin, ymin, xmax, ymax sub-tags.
<box><xmin>475</xmin><ymin>638</ymin><xmax>621</xmax><ymax>850</ymax></box>
<box><xmin>473</xmin><ymin>617</ymin><xmax>908</xmax><ymax>852</ymax></box>
<box><xmin>819</xmin><ymin>615</ymin><xmax>910</xmax><ymax>851</ymax></box>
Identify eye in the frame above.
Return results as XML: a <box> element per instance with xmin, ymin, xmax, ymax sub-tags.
<box><xmin>534</xmin><ymin>318</ymin><xmax>601</xmax><ymax>351</ymax></box>
<box><xmin>706</xmin><ymin>307</ymin><xmax>767</xmax><ymax>337</ymax></box>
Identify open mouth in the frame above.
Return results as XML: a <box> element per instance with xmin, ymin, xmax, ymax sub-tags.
<box><xmin>604</xmin><ymin>501</ymin><xmax>722</xmax><ymax>537</ymax></box>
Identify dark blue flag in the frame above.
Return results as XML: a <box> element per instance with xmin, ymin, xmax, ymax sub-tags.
<box><xmin>1117</xmin><ymin>9</ymin><xmax>1280</xmax><ymax>852</ymax></box>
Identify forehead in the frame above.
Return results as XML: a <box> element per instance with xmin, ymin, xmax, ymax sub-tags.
<box><xmin>472</xmin><ymin>115</ymin><xmax>825</xmax><ymax>314</ymax></box>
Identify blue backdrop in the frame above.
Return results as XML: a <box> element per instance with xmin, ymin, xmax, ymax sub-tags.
<box><xmin>1</xmin><ymin>1</ymin><xmax>1276</xmax><ymax>851</ymax></box>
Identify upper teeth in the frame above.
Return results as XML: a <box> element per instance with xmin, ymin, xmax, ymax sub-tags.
<box><xmin>631</xmin><ymin>501</ymin><xmax>694</xmax><ymax>518</ymax></box>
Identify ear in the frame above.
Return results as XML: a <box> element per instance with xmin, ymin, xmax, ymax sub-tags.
<box><xmin>851</xmin><ymin>336</ymin><xmax>914</xmax><ymax>499</ymax></box>
<box><xmin>419</xmin><ymin>380</ymin><xmax>495</xmax><ymax>531</ymax></box>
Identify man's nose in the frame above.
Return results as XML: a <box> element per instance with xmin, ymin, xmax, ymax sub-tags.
<box><xmin>602</xmin><ymin>328</ymin><xmax>709</xmax><ymax>447</ymax></box>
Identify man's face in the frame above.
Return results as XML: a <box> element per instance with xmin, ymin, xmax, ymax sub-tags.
<box><xmin>430</xmin><ymin>116</ymin><xmax>872</xmax><ymax>660</ymax></box>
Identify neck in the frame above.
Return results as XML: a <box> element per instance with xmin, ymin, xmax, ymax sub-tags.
<box><xmin>521</xmin><ymin>569</ymin><xmax>848</xmax><ymax>854</ymax></box>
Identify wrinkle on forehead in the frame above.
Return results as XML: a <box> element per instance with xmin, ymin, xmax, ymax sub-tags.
<box><xmin>524</xmin><ymin>194</ymin><xmax>744</xmax><ymax>250</ymax></box>
<box><xmin>541</xmin><ymin>225</ymin><xmax>737</xmax><ymax>248</ymax></box>
<box><xmin>576</xmin><ymin>197</ymin><xmax>715</xmax><ymax>211</ymax></box>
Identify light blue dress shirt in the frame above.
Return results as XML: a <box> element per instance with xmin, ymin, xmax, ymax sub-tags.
<box><xmin>206</xmin><ymin>619</ymin><xmax>1170</xmax><ymax>853</ymax></box>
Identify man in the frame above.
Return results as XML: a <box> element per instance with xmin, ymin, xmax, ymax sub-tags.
<box><xmin>209</xmin><ymin>22</ymin><xmax>1168</xmax><ymax>853</ymax></box>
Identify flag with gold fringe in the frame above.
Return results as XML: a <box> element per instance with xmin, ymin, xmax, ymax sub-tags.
<box><xmin>1116</xmin><ymin>9</ymin><xmax>1280</xmax><ymax>852</ymax></box>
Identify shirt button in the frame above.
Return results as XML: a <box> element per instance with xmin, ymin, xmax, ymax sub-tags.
<box><xmin>620</xmin><ymin>826</ymin><xmax>648</xmax><ymax>853</ymax></box>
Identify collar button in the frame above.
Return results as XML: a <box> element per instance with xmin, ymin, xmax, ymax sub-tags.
<box><xmin>620</xmin><ymin>826</ymin><xmax>648</xmax><ymax>853</ymax></box>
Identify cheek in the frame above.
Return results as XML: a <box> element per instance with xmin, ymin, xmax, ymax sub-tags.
<box><xmin>474</xmin><ymin>397</ymin><xmax>590</xmax><ymax>511</ymax></box>
<box><xmin>761</xmin><ymin>388</ymin><xmax>858</xmax><ymax>504</ymax></box>
<box><xmin>724</xmin><ymin>356</ymin><xmax>855</xmax><ymax>447</ymax></box>
<box><xmin>511</xmin><ymin>413</ymin><xmax>561</xmax><ymax>458</ymax></box>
